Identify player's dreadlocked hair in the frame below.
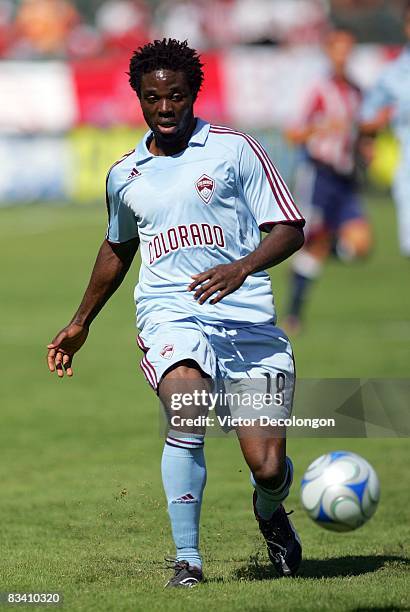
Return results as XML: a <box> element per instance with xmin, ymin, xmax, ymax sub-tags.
<box><xmin>128</xmin><ymin>39</ymin><xmax>204</xmax><ymax>101</ymax></box>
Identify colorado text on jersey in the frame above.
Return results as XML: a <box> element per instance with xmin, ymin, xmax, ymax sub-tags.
<box><xmin>148</xmin><ymin>223</ymin><xmax>225</xmax><ymax>264</ymax></box>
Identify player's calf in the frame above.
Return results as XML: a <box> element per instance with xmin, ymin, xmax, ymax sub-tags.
<box><xmin>285</xmin><ymin>249</ymin><xmax>324</xmax><ymax>332</ymax></box>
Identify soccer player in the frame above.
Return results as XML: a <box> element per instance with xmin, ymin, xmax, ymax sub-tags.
<box><xmin>360</xmin><ymin>1</ymin><xmax>410</xmax><ymax>258</ymax></box>
<box><xmin>284</xmin><ymin>28</ymin><xmax>372</xmax><ymax>333</ymax></box>
<box><xmin>47</xmin><ymin>39</ymin><xmax>305</xmax><ymax>587</ymax></box>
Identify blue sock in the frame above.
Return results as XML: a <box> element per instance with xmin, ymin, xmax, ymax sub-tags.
<box><xmin>161</xmin><ymin>430</ymin><xmax>206</xmax><ymax>569</ymax></box>
<box><xmin>252</xmin><ymin>457</ymin><xmax>294</xmax><ymax>520</ymax></box>
<box><xmin>288</xmin><ymin>272</ymin><xmax>312</xmax><ymax>318</ymax></box>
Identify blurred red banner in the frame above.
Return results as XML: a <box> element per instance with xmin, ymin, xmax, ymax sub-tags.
<box><xmin>71</xmin><ymin>55</ymin><xmax>143</xmax><ymax>125</ymax></box>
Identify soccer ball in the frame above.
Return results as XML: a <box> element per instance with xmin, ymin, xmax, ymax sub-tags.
<box><xmin>300</xmin><ymin>451</ymin><xmax>380</xmax><ymax>532</ymax></box>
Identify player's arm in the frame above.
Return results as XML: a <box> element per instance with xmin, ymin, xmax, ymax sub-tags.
<box><xmin>359</xmin><ymin>106</ymin><xmax>393</xmax><ymax>135</ymax></box>
<box><xmin>47</xmin><ymin>237</ymin><xmax>139</xmax><ymax>377</ymax></box>
<box><xmin>189</xmin><ymin>223</ymin><xmax>304</xmax><ymax>305</ymax></box>
<box><xmin>286</xmin><ymin>119</ymin><xmax>349</xmax><ymax>144</ymax></box>
<box><xmin>285</xmin><ymin>125</ymin><xmax>314</xmax><ymax>145</ymax></box>
<box><xmin>359</xmin><ymin>75</ymin><xmax>394</xmax><ymax>136</ymax></box>
<box><xmin>238</xmin><ymin>222</ymin><xmax>304</xmax><ymax>273</ymax></box>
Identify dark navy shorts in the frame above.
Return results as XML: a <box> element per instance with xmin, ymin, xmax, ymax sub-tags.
<box><xmin>294</xmin><ymin>160</ymin><xmax>365</xmax><ymax>236</ymax></box>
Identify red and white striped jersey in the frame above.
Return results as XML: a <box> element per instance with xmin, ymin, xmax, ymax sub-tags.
<box><xmin>294</xmin><ymin>75</ymin><xmax>362</xmax><ymax>175</ymax></box>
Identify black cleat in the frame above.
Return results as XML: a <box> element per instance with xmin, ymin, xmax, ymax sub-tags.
<box><xmin>253</xmin><ymin>492</ymin><xmax>302</xmax><ymax>577</ymax></box>
<box><xmin>164</xmin><ymin>559</ymin><xmax>203</xmax><ymax>588</ymax></box>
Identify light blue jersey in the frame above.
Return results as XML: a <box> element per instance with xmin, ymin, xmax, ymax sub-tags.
<box><xmin>361</xmin><ymin>46</ymin><xmax>410</xmax><ymax>164</ymax></box>
<box><xmin>361</xmin><ymin>46</ymin><xmax>410</xmax><ymax>255</ymax></box>
<box><xmin>106</xmin><ymin>119</ymin><xmax>304</xmax><ymax>330</ymax></box>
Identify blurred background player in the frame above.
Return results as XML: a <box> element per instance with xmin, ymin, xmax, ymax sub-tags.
<box><xmin>360</xmin><ymin>1</ymin><xmax>410</xmax><ymax>258</ymax></box>
<box><xmin>284</xmin><ymin>27</ymin><xmax>372</xmax><ymax>333</ymax></box>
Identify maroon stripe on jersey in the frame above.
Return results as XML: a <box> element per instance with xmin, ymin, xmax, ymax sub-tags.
<box><xmin>244</xmin><ymin>130</ymin><xmax>301</xmax><ymax>220</ymax></box>
<box><xmin>210</xmin><ymin>127</ymin><xmax>292</xmax><ymax>220</ymax></box>
<box><xmin>211</xmin><ymin>125</ymin><xmax>301</xmax><ymax>220</ymax></box>
<box><xmin>105</xmin><ymin>148</ymin><xmax>135</xmax><ymax>220</ymax></box>
<box><xmin>107</xmin><ymin>148</ymin><xmax>135</xmax><ymax>175</ymax></box>
<box><xmin>210</xmin><ymin>126</ymin><xmax>302</xmax><ymax>221</ymax></box>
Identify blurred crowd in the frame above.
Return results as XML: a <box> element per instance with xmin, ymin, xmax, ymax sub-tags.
<box><xmin>0</xmin><ymin>0</ymin><xmax>330</xmax><ymax>59</ymax></box>
<box><xmin>0</xmin><ymin>0</ymin><xmax>407</xmax><ymax>60</ymax></box>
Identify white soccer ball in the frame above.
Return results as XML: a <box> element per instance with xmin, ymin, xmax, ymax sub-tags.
<box><xmin>300</xmin><ymin>451</ymin><xmax>380</xmax><ymax>532</ymax></box>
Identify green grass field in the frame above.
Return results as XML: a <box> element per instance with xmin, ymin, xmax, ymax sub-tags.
<box><xmin>1</xmin><ymin>195</ymin><xmax>409</xmax><ymax>611</ymax></box>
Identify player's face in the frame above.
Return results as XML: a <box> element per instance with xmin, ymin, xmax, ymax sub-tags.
<box><xmin>140</xmin><ymin>69</ymin><xmax>195</xmax><ymax>146</ymax></box>
<box><xmin>325</xmin><ymin>31</ymin><xmax>355</xmax><ymax>76</ymax></box>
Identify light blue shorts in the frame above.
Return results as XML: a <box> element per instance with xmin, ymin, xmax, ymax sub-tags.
<box><xmin>137</xmin><ymin>318</ymin><xmax>295</xmax><ymax>420</ymax></box>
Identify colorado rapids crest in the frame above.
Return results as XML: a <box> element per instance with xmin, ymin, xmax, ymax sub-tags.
<box><xmin>195</xmin><ymin>174</ymin><xmax>215</xmax><ymax>204</ymax></box>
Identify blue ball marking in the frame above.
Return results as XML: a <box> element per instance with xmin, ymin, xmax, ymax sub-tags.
<box><xmin>317</xmin><ymin>503</ymin><xmax>333</xmax><ymax>523</ymax></box>
<box><xmin>329</xmin><ymin>451</ymin><xmax>350</xmax><ymax>462</ymax></box>
<box><xmin>346</xmin><ymin>478</ymin><xmax>368</xmax><ymax>504</ymax></box>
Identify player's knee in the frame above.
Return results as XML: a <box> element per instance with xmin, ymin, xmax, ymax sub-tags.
<box><xmin>357</xmin><ymin>228</ymin><xmax>372</xmax><ymax>257</ymax></box>
<box><xmin>338</xmin><ymin>222</ymin><xmax>372</xmax><ymax>260</ymax></box>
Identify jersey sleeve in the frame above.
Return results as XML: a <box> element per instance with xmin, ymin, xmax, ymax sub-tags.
<box><xmin>238</xmin><ymin>136</ymin><xmax>305</xmax><ymax>231</ymax></box>
<box><xmin>360</xmin><ymin>72</ymin><xmax>394</xmax><ymax>122</ymax></box>
<box><xmin>105</xmin><ymin>168</ymin><xmax>139</xmax><ymax>243</ymax></box>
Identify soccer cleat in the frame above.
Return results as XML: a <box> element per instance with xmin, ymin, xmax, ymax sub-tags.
<box><xmin>253</xmin><ymin>492</ymin><xmax>302</xmax><ymax>577</ymax></box>
<box><xmin>164</xmin><ymin>559</ymin><xmax>203</xmax><ymax>588</ymax></box>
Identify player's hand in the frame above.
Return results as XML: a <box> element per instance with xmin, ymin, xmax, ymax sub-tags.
<box><xmin>188</xmin><ymin>262</ymin><xmax>248</xmax><ymax>305</ymax></box>
<box><xmin>374</xmin><ymin>106</ymin><xmax>394</xmax><ymax>129</ymax></box>
<box><xmin>47</xmin><ymin>323</ymin><xmax>89</xmax><ymax>378</ymax></box>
